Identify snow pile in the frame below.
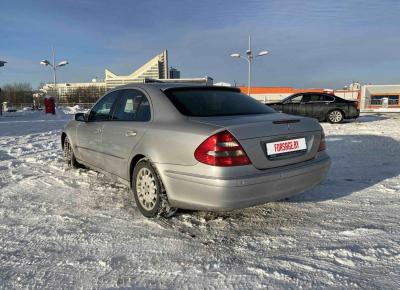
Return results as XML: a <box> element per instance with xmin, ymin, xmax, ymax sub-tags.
<box><xmin>59</xmin><ymin>105</ymin><xmax>89</xmax><ymax>115</ymax></box>
<box><xmin>0</xmin><ymin>113</ymin><xmax>399</xmax><ymax>288</ymax></box>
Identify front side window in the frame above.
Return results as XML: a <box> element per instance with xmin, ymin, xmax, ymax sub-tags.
<box><xmin>89</xmin><ymin>90</ymin><xmax>119</xmax><ymax>121</ymax></box>
<box><xmin>112</xmin><ymin>89</ymin><xmax>151</xmax><ymax>121</ymax></box>
<box><xmin>164</xmin><ymin>88</ymin><xmax>275</xmax><ymax>117</ymax></box>
<box><xmin>287</xmin><ymin>95</ymin><xmax>303</xmax><ymax>104</ymax></box>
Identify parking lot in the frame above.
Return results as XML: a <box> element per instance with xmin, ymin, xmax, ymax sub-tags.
<box><xmin>0</xmin><ymin>112</ymin><xmax>399</xmax><ymax>288</ymax></box>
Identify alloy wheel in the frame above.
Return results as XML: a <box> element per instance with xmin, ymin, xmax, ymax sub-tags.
<box><xmin>136</xmin><ymin>167</ymin><xmax>158</xmax><ymax>211</ymax></box>
<box><xmin>329</xmin><ymin>110</ymin><xmax>343</xmax><ymax>123</ymax></box>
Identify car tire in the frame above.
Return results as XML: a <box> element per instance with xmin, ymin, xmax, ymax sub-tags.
<box><xmin>63</xmin><ymin>136</ymin><xmax>80</xmax><ymax>168</ymax></box>
<box><xmin>327</xmin><ymin>109</ymin><xmax>344</xmax><ymax>123</ymax></box>
<box><xmin>132</xmin><ymin>159</ymin><xmax>177</xmax><ymax>218</ymax></box>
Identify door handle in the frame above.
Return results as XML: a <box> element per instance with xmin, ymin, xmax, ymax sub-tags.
<box><xmin>125</xmin><ymin>130</ymin><xmax>137</xmax><ymax>137</ymax></box>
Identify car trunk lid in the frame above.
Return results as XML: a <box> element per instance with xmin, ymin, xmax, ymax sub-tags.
<box><xmin>189</xmin><ymin>113</ymin><xmax>322</xmax><ymax>169</ymax></box>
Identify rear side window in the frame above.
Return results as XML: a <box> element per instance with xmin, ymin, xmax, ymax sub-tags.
<box><xmin>164</xmin><ymin>88</ymin><xmax>275</xmax><ymax>117</ymax></box>
<box><xmin>320</xmin><ymin>95</ymin><xmax>335</xmax><ymax>102</ymax></box>
<box><xmin>112</xmin><ymin>89</ymin><xmax>151</xmax><ymax>121</ymax></box>
<box><xmin>302</xmin><ymin>94</ymin><xmax>321</xmax><ymax>102</ymax></box>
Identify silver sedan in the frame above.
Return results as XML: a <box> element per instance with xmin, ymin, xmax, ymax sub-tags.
<box><xmin>62</xmin><ymin>84</ymin><xmax>331</xmax><ymax>218</ymax></box>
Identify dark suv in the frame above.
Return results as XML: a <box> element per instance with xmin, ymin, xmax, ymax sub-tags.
<box><xmin>268</xmin><ymin>92</ymin><xmax>360</xmax><ymax>123</ymax></box>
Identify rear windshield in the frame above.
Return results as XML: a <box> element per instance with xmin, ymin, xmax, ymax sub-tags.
<box><xmin>164</xmin><ymin>88</ymin><xmax>275</xmax><ymax>117</ymax></box>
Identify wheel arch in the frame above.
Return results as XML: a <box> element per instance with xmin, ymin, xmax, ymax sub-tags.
<box><xmin>129</xmin><ymin>155</ymin><xmax>176</xmax><ymax>217</ymax></box>
<box><xmin>129</xmin><ymin>154</ymin><xmax>146</xmax><ymax>187</ymax></box>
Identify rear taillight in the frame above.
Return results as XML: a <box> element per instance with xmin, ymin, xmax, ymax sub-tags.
<box><xmin>318</xmin><ymin>130</ymin><xmax>326</xmax><ymax>152</ymax></box>
<box><xmin>194</xmin><ymin>130</ymin><xmax>251</xmax><ymax>166</ymax></box>
<box><xmin>352</xmin><ymin>101</ymin><xmax>358</xmax><ymax>109</ymax></box>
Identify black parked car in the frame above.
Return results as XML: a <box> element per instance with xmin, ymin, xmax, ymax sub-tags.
<box><xmin>268</xmin><ymin>92</ymin><xmax>359</xmax><ymax>123</ymax></box>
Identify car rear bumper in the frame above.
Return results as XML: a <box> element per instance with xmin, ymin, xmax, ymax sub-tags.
<box><xmin>159</xmin><ymin>153</ymin><xmax>331</xmax><ymax>211</ymax></box>
<box><xmin>346</xmin><ymin>109</ymin><xmax>360</xmax><ymax>119</ymax></box>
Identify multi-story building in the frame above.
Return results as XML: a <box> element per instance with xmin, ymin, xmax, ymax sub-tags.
<box><xmin>41</xmin><ymin>81</ymin><xmax>107</xmax><ymax>104</ymax></box>
<box><xmin>169</xmin><ymin>67</ymin><xmax>180</xmax><ymax>79</ymax></box>
<box><xmin>40</xmin><ymin>50</ymin><xmax>212</xmax><ymax>104</ymax></box>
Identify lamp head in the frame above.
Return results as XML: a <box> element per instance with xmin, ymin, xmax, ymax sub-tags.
<box><xmin>57</xmin><ymin>60</ymin><xmax>68</xmax><ymax>67</ymax></box>
<box><xmin>40</xmin><ymin>60</ymin><xmax>51</xmax><ymax>66</ymax></box>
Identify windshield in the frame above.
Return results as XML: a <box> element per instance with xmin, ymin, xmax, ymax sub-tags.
<box><xmin>164</xmin><ymin>88</ymin><xmax>276</xmax><ymax>117</ymax></box>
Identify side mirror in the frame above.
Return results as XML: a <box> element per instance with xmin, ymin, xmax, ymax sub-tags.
<box><xmin>75</xmin><ymin>112</ymin><xmax>87</xmax><ymax>122</ymax></box>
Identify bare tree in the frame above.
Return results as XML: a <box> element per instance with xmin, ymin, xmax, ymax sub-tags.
<box><xmin>1</xmin><ymin>83</ymin><xmax>34</xmax><ymax>106</ymax></box>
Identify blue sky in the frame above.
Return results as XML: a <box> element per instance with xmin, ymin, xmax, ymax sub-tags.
<box><xmin>1</xmin><ymin>0</ymin><xmax>400</xmax><ymax>88</ymax></box>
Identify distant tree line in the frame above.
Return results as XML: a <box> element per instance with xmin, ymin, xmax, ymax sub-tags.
<box><xmin>0</xmin><ymin>82</ymin><xmax>34</xmax><ymax>105</ymax></box>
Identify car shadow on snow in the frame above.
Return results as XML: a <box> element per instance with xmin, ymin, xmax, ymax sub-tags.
<box><xmin>344</xmin><ymin>114</ymin><xmax>388</xmax><ymax>124</ymax></box>
<box><xmin>152</xmin><ymin>134</ymin><xmax>400</xmax><ymax>224</ymax></box>
<box><xmin>289</xmin><ymin>134</ymin><xmax>400</xmax><ymax>202</ymax></box>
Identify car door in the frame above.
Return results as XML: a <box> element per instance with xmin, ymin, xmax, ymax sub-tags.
<box><xmin>302</xmin><ymin>94</ymin><xmax>321</xmax><ymax>118</ymax></box>
<box><xmin>283</xmin><ymin>94</ymin><xmax>303</xmax><ymax>115</ymax></box>
<box><xmin>319</xmin><ymin>94</ymin><xmax>335</xmax><ymax>118</ymax></box>
<box><xmin>101</xmin><ymin>89</ymin><xmax>152</xmax><ymax>179</ymax></box>
<box><xmin>75</xmin><ymin>90</ymin><xmax>119</xmax><ymax>169</ymax></box>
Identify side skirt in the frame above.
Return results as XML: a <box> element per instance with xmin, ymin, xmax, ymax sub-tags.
<box><xmin>75</xmin><ymin>158</ymin><xmax>131</xmax><ymax>188</ymax></box>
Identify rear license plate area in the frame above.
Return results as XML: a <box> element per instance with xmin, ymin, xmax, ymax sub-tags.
<box><xmin>266</xmin><ymin>138</ymin><xmax>307</xmax><ymax>159</ymax></box>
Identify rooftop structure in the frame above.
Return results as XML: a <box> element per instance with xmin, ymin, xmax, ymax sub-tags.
<box><xmin>105</xmin><ymin>50</ymin><xmax>168</xmax><ymax>89</ymax></box>
<box><xmin>169</xmin><ymin>67</ymin><xmax>180</xmax><ymax>79</ymax></box>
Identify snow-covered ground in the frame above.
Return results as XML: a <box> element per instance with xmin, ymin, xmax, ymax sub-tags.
<box><xmin>0</xmin><ymin>111</ymin><xmax>399</xmax><ymax>289</ymax></box>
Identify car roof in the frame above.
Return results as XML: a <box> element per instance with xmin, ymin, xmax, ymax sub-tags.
<box><xmin>111</xmin><ymin>83</ymin><xmax>241</xmax><ymax>92</ymax></box>
<box><xmin>289</xmin><ymin>92</ymin><xmax>337</xmax><ymax>97</ymax></box>
<box><xmin>291</xmin><ymin>92</ymin><xmax>328</xmax><ymax>95</ymax></box>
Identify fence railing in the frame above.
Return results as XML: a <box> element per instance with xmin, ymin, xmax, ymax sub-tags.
<box><xmin>15</xmin><ymin>103</ymin><xmax>39</xmax><ymax>110</ymax></box>
<box><xmin>4</xmin><ymin>103</ymin><xmax>96</xmax><ymax>111</ymax></box>
<box><xmin>57</xmin><ymin>103</ymin><xmax>95</xmax><ymax>109</ymax></box>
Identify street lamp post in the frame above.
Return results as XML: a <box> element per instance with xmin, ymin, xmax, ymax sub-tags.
<box><xmin>40</xmin><ymin>47</ymin><xmax>68</xmax><ymax>100</ymax></box>
<box><xmin>230</xmin><ymin>36</ymin><xmax>269</xmax><ymax>96</ymax></box>
<box><xmin>0</xmin><ymin>60</ymin><xmax>6</xmax><ymax>115</ymax></box>
<box><xmin>343</xmin><ymin>85</ymin><xmax>348</xmax><ymax>100</ymax></box>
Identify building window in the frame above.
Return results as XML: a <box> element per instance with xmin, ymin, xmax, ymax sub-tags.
<box><xmin>370</xmin><ymin>95</ymin><xmax>399</xmax><ymax>106</ymax></box>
